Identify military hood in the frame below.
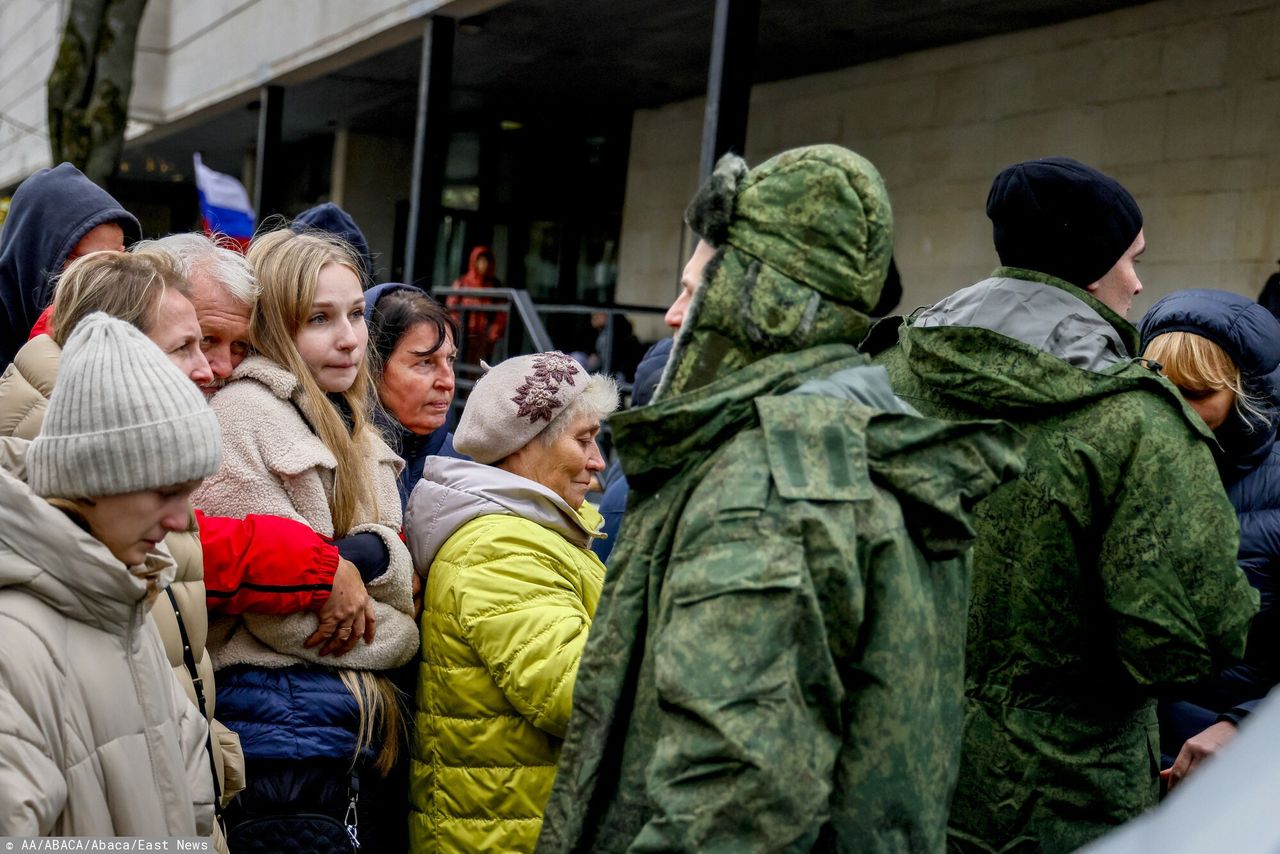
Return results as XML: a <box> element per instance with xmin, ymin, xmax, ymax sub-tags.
<box><xmin>0</xmin><ymin>163</ymin><xmax>141</xmax><ymax>369</ymax></box>
<box><xmin>656</xmin><ymin>145</ymin><xmax>893</xmax><ymax>401</ymax></box>
<box><xmin>913</xmin><ymin>273</ymin><xmax>1131</xmax><ymax>372</ymax></box>
<box><xmin>406</xmin><ymin>455</ymin><xmax>603</xmax><ymax>570</ymax></box>
<box><xmin>1139</xmin><ymin>288</ymin><xmax>1280</xmax><ymax>476</ymax></box>
<box><xmin>0</xmin><ymin>437</ymin><xmax>175</xmax><ymax>635</ymax></box>
<box><xmin>869</xmin><ymin>268</ymin><xmax>1213</xmax><ymax>441</ymax></box>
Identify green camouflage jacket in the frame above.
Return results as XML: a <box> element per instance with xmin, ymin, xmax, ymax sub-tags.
<box><xmin>539</xmin><ymin>146</ymin><xmax>1026</xmax><ymax>852</ymax></box>
<box><xmin>868</xmin><ymin>268</ymin><xmax>1259</xmax><ymax>853</ymax></box>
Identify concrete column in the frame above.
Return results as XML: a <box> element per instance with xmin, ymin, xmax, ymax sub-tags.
<box><xmin>253</xmin><ymin>84</ymin><xmax>285</xmax><ymax>220</ymax></box>
<box><xmin>405</xmin><ymin>15</ymin><xmax>455</xmax><ymax>285</ymax></box>
<box><xmin>697</xmin><ymin>0</ymin><xmax>760</xmax><ymax>182</ymax></box>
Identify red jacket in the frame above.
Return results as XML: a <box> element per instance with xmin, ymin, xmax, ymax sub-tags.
<box><xmin>197</xmin><ymin>510</ymin><xmax>339</xmax><ymax>614</ymax></box>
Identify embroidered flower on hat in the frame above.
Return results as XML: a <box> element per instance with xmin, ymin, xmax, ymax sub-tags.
<box><xmin>511</xmin><ymin>351</ymin><xmax>580</xmax><ymax>423</ymax></box>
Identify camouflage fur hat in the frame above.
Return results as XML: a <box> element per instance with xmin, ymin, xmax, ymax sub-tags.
<box><xmin>656</xmin><ymin>145</ymin><xmax>894</xmax><ymax>400</ymax></box>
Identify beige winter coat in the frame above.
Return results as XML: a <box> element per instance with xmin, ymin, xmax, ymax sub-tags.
<box><xmin>194</xmin><ymin>355</ymin><xmax>418</xmax><ymax>671</ymax></box>
<box><xmin>0</xmin><ymin>335</ymin><xmax>243</xmax><ymax>845</ymax></box>
<box><xmin>0</xmin><ymin>440</ymin><xmax>215</xmax><ymax>836</ymax></box>
<box><xmin>0</xmin><ymin>333</ymin><xmax>58</xmax><ymax>439</ymax></box>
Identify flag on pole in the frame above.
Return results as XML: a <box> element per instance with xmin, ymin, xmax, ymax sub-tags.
<box><xmin>193</xmin><ymin>153</ymin><xmax>255</xmax><ymax>251</ymax></box>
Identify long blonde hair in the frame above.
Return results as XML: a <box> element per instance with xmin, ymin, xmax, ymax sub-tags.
<box><xmin>247</xmin><ymin>228</ymin><xmax>403</xmax><ymax>771</ymax></box>
<box><xmin>1143</xmin><ymin>331</ymin><xmax>1270</xmax><ymax>426</ymax></box>
<box><xmin>247</xmin><ymin>228</ymin><xmax>376</xmax><ymax>536</ymax></box>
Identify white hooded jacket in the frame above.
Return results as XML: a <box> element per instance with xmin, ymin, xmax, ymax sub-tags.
<box><xmin>0</xmin><ymin>439</ymin><xmax>214</xmax><ymax>836</ymax></box>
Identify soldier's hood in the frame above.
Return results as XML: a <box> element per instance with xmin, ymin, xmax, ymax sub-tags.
<box><xmin>867</xmin><ymin>269</ymin><xmax>1215</xmax><ymax>441</ymax></box>
<box><xmin>618</xmin><ymin>347</ymin><xmax>1026</xmax><ymax>559</ymax></box>
<box><xmin>913</xmin><ymin>272</ymin><xmax>1131</xmax><ymax>372</ymax></box>
<box><xmin>654</xmin><ymin>146</ymin><xmax>893</xmax><ymax>402</ymax></box>
<box><xmin>405</xmin><ymin>456</ymin><xmax>604</xmax><ymax>570</ymax></box>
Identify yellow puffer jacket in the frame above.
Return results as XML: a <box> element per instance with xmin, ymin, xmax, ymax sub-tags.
<box><xmin>405</xmin><ymin>457</ymin><xmax>607</xmax><ymax>853</ymax></box>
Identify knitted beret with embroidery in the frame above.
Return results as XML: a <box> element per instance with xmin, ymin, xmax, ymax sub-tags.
<box><xmin>28</xmin><ymin>312</ymin><xmax>222</xmax><ymax>497</ymax></box>
<box><xmin>455</xmin><ymin>351</ymin><xmax>587</xmax><ymax>464</ymax></box>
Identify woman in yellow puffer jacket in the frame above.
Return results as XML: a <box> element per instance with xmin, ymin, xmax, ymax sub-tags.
<box><xmin>405</xmin><ymin>351</ymin><xmax>618</xmax><ymax>853</ymax></box>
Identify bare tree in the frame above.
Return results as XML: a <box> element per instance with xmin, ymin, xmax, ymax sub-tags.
<box><xmin>47</xmin><ymin>0</ymin><xmax>149</xmax><ymax>185</ymax></box>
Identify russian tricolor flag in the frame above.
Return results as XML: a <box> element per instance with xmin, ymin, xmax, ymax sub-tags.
<box><xmin>194</xmin><ymin>153</ymin><xmax>255</xmax><ymax>251</ymax></box>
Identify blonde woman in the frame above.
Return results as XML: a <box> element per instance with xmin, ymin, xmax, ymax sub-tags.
<box><xmin>194</xmin><ymin>229</ymin><xmax>418</xmax><ymax>852</ymax></box>
<box><xmin>1140</xmin><ymin>289</ymin><xmax>1279</xmax><ymax>792</ymax></box>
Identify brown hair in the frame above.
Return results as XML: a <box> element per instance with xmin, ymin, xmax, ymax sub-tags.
<box><xmin>49</xmin><ymin>249</ymin><xmax>189</xmax><ymax>346</ymax></box>
<box><xmin>247</xmin><ymin>228</ymin><xmax>376</xmax><ymax>536</ymax></box>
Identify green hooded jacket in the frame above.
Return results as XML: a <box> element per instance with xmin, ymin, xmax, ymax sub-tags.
<box><xmin>868</xmin><ymin>269</ymin><xmax>1259</xmax><ymax>853</ymax></box>
<box><xmin>538</xmin><ymin>145</ymin><xmax>1027</xmax><ymax>852</ymax></box>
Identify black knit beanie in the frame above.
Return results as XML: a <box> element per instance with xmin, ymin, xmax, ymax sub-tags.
<box><xmin>986</xmin><ymin>157</ymin><xmax>1143</xmax><ymax>288</ymax></box>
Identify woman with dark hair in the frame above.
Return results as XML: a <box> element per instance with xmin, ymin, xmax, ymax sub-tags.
<box><xmin>366</xmin><ymin>283</ymin><xmax>465</xmax><ymax>509</ymax></box>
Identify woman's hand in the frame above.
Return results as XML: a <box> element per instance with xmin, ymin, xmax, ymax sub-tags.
<box><xmin>305</xmin><ymin>558</ymin><xmax>377</xmax><ymax>656</ymax></box>
<box><xmin>1163</xmin><ymin>719</ymin><xmax>1238</xmax><ymax>791</ymax></box>
<box><xmin>413</xmin><ymin>571</ymin><xmax>424</xmax><ymax>618</ymax></box>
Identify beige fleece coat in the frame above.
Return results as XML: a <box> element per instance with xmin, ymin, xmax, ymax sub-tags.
<box><xmin>194</xmin><ymin>355</ymin><xmax>418</xmax><ymax>671</ymax></box>
<box><xmin>0</xmin><ymin>441</ymin><xmax>214</xmax><ymax>836</ymax></box>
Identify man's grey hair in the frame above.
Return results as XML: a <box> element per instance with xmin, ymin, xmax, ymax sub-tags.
<box><xmin>132</xmin><ymin>232</ymin><xmax>258</xmax><ymax>306</ymax></box>
<box><xmin>539</xmin><ymin>373</ymin><xmax>620</xmax><ymax>445</ymax></box>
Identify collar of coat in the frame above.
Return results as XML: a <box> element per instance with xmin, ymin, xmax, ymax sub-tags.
<box><xmin>615</xmin><ymin>344</ymin><xmax>867</xmax><ymax>489</ymax></box>
<box><xmin>406</xmin><ymin>456</ymin><xmax>605</xmax><ymax>571</ymax></box>
<box><xmin>0</xmin><ymin>437</ymin><xmax>175</xmax><ymax>636</ymax></box>
<box><xmin>876</xmin><ymin>269</ymin><xmax>1217</xmax><ymax>445</ymax></box>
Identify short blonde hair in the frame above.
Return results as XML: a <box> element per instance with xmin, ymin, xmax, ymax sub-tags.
<box><xmin>1143</xmin><ymin>331</ymin><xmax>1270</xmax><ymax>426</ymax></box>
<box><xmin>49</xmin><ymin>250</ymin><xmax>188</xmax><ymax>346</ymax></box>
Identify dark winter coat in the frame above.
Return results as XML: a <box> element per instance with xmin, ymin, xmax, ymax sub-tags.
<box><xmin>293</xmin><ymin>202</ymin><xmax>373</xmax><ymax>283</ymax></box>
<box><xmin>592</xmin><ymin>337</ymin><xmax>673</xmax><ymax>562</ymax></box>
<box><xmin>0</xmin><ymin>163</ymin><xmax>140</xmax><ymax>370</ymax></box>
<box><xmin>1140</xmin><ymin>289</ymin><xmax>1280</xmax><ymax>723</ymax></box>
<box><xmin>870</xmin><ymin>269</ymin><xmax>1258</xmax><ymax>853</ymax></box>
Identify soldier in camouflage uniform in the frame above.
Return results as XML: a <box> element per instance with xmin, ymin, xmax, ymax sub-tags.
<box><xmin>865</xmin><ymin>157</ymin><xmax>1259</xmax><ymax>852</ymax></box>
<box><xmin>537</xmin><ymin>145</ymin><xmax>1027</xmax><ymax>852</ymax></box>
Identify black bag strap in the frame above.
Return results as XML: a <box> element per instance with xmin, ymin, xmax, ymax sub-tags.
<box><xmin>164</xmin><ymin>586</ymin><xmax>224</xmax><ymax>811</ymax></box>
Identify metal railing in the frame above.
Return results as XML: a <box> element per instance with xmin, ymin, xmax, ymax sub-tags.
<box><xmin>431</xmin><ymin>286</ymin><xmax>668</xmax><ymax>416</ymax></box>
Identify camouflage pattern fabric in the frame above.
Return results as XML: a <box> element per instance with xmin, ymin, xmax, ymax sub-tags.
<box><xmin>538</xmin><ymin>146</ymin><xmax>1028</xmax><ymax>853</ymax></box>
<box><xmin>869</xmin><ymin>268</ymin><xmax>1259</xmax><ymax>853</ymax></box>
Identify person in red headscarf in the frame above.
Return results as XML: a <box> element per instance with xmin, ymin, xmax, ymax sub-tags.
<box><xmin>448</xmin><ymin>246</ymin><xmax>507</xmax><ymax>363</ymax></box>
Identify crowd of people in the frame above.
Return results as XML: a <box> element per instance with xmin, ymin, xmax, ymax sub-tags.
<box><xmin>0</xmin><ymin>143</ymin><xmax>1273</xmax><ymax>854</ymax></box>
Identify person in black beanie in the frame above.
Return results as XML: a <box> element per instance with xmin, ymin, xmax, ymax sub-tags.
<box><xmin>987</xmin><ymin>156</ymin><xmax>1146</xmax><ymax>316</ymax></box>
<box><xmin>865</xmin><ymin>157</ymin><xmax>1255</xmax><ymax>851</ymax></box>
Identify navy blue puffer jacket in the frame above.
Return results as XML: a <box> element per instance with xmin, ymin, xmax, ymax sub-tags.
<box><xmin>1141</xmin><ymin>289</ymin><xmax>1280</xmax><ymax>719</ymax></box>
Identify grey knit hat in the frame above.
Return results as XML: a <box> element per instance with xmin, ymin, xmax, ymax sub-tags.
<box><xmin>28</xmin><ymin>312</ymin><xmax>222</xmax><ymax>498</ymax></box>
<box><xmin>455</xmin><ymin>351</ymin><xmax>587</xmax><ymax>464</ymax></box>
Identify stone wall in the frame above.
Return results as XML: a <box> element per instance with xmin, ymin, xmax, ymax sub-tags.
<box><xmin>617</xmin><ymin>0</ymin><xmax>1280</xmax><ymax>338</ymax></box>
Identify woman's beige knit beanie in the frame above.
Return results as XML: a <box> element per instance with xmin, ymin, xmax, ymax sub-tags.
<box><xmin>28</xmin><ymin>312</ymin><xmax>222</xmax><ymax>498</ymax></box>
